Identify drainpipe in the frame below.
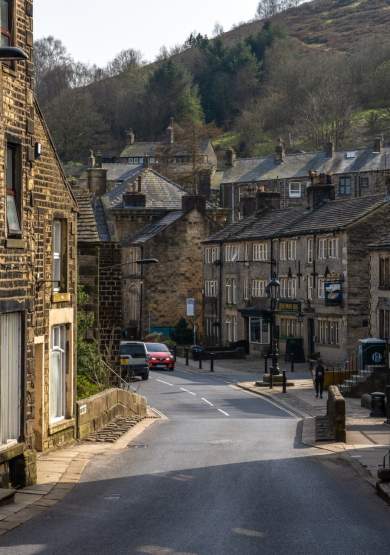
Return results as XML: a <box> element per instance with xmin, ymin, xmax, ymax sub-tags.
<box><xmin>218</xmin><ymin>241</ymin><xmax>224</xmax><ymax>346</ymax></box>
<box><xmin>138</xmin><ymin>246</ymin><xmax>144</xmax><ymax>339</ymax></box>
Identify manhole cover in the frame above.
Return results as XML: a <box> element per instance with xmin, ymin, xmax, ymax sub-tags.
<box><xmin>127</xmin><ymin>443</ymin><xmax>148</xmax><ymax>449</ymax></box>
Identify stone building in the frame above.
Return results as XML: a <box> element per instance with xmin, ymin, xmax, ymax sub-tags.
<box><xmin>204</xmin><ymin>190</ymin><xmax>390</xmax><ymax>366</ymax></box>
<box><xmin>114</xmin><ymin>121</ymin><xmax>218</xmax><ymax>196</ymax></box>
<box><xmin>0</xmin><ymin>1</ymin><xmax>78</xmax><ymax>488</ymax></box>
<box><xmin>75</xmin><ymin>163</ymin><xmax>225</xmax><ymax>358</ymax></box>
<box><xmin>369</xmin><ymin>238</ymin><xmax>390</xmax><ymax>342</ymax></box>
<box><xmin>221</xmin><ymin>139</ymin><xmax>390</xmax><ymax>222</ymax></box>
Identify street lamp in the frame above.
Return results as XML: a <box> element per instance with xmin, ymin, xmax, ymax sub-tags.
<box><xmin>266</xmin><ymin>275</ymin><xmax>281</xmax><ymax>376</ymax></box>
<box><xmin>0</xmin><ymin>47</ymin><xmax>28</xmax><ymax>61</ymax></box>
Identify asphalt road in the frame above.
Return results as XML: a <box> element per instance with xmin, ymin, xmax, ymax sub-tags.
<box><xmin>2</xmin><ymin>365</ymin><xmax>390</xmax><ymax>554</ymax></box>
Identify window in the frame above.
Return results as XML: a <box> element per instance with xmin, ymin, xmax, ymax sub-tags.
<box><xmin>339</xmin><ymin>176</ymin><xmax>352</xmax><ymax>196</ymax></box>
<box><xmin>0</xmin><ymin>0</ymin><xmax>13</xmax><ymax>47</ymax></box>
<box><xmin>126</xmin><ymin>247</ymin><xmax>140</xmax><ymax>275</ymax></box>
<box><xmin>318</xmin><ymin>237</ymin><xmax>339</xmax><ymax>260</ymax></box>
<box><xmin>280</xmin><ymin>241</ymin><xmax>287</xmax><ymax>261</ymax></box>
<box><xmin>307</xmin><ymin>275</ymin><xmax>314</xmax><ymax>301</ymax></box>
<box><xmin>280</xmin><ymin>318</ymin><xmax>301</xmax><ymax>338</ymax></box>
<box><xmin>53</xmin><ymin>219</ymin><xmax>67</xmax><ymax>292</ymax></box>
<box><xmin>0</xmin><ymin>312</ymin><xmax>21</xmax><ymax>446</ymax></box>
<box><xmin>379</xmin><ymin>310</ymin><xmax>390</xmax><ymax>340</ymax></box>
<box><xmin>225</xmin><ymin>279</ymin><xmax>237</xmax><ymax>305</ymax></box>
<box><xmin>307</xmin><ymin>238</ymin><xmax>314</xmax><ymax>263</ymax></box>
<box><xmin>359</xmin><ymin>176</ymin><xmax>369</xmax><ymax>195</ymax></box>
<box><xmin>287</xmin><ymin>240</ymin><xmax>297</xmax><ymax>261</ymax></box>
<box><xmin>318</xmin><ymin>238</ymin><xmax>327</xmax><ymax>260</ymax></box>
<box><xmin>225</xmin><ymin>244</ymin><xmax>239</xmax><ymax>262</ymax></box>
<box><xmin>50</xmin><ymin>325</ymin><xmax>67</xmax><ymax>423</ymax></box>
<box><xmin>318</xmin><ymin>277</ymin><xmax>326</xmax><ymax>300</ymax></box>
<box><xmin>205</xmin><ymin>246</ymin><xmax>219</xmax><ymax>264</ymax></box>
<box><xmin>252</xmin><ymin>279</ymin><xmax>266</xmax><ymax>298</ymax></box>
<box><xmin>226</xmin><ymin>316</ymin><xmax>238</xmax><ymax>343</ymax></box>
<box><xmin>289</xmin><ymin>182</ymin><xmax>302</xmax><ymax>198</ymax></box>
<box><xmin>6</xmin><ymin>143</ymin><xmax>21</xmax><ymax>235</ymax></box>
<box><xmin>205</xmin><ymin>318</ymin><xmax>219</xmax><ymax>342</ymax></box>
<box><xmin>205</xmin><ymin>280</ymin><xmax>218</xmax><ymax>298</ymax></box>
<box><xmin>280</xmin><ymin>277</ymin><xmax>288</xmax><ymax>299</ymax></box>
<box><xmin>379</xmin><ymin>257</ymin><xmax>390</xmax><ymax>289</ymax></box>
<box><xmin>243</xmin><ymin>278</ymin><xmax>249</xmax><ymax>301</ymax></box>
<box><xmin>317</xmin><ymin>319</ymin><xmax>340</xmax><ymax>345</ymax></box>
<box><xmin>253</xmin><ymin>242</ymin><xmax>268</xmax><ymax>261</ymax></box>
<box><xmin>250</xmin><ymin>317</ymin><xmax>270</xmax><ymax>345</ymax></box>
<box><xmin>328</xmin><ymin>238</ymin><xmax>339</xmax><ymax>259</ymax></box>
<box><xmin>287</xmin><ymin>277</ymin><xmax>297</xmax><ymax>299</ymax></box>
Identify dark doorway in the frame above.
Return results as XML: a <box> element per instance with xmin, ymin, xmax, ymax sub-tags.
<box><xmin>308</xmin><ymin>319</ymin><xmax>315</xmax><ymax>358</ymax></box>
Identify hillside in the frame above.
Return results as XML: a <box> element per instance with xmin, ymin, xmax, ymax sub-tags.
<box><xmin>36</xmin><ymin>0</ymin><xmax>390</xmax><ymax>165</ymax></box>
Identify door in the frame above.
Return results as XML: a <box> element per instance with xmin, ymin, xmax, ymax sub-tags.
<box><xmin>0</xmin><ymin>312</ymin><xmax>22</xmax><ymax>446</ymax></box>
<box><xmin>308</xmin><ymin>318</ymin><xmax>315</xmax><ymax>358</ymax></box>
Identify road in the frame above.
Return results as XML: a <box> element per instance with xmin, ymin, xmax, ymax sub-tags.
<box><xmin>2</xmin><ymin>364</ymin><xmax>390</xmax><ymax>554</ymax></box>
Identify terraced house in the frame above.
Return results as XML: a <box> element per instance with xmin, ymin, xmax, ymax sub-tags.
<box><xmin>0</xmin><ymin>0</ymin><xmax>78</xmax><ymax>489</ymax></box>
<box><xmin>221</xmin><ymin>138</ymin><xmax>390</xmax><ymax>222</ymax></box>
<box><xmin>204</xmin><ymin>187</ymin><xmax>390</xmax><ymax>366</ymax></box>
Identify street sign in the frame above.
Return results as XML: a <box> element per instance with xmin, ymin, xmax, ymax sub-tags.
<box><xmin>186</xmin><ymin>298</ymin><xmax>196</xmax><ymax>317</ymax></box>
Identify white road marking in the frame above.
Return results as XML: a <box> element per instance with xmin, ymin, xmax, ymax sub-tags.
<box><xmin>218</xmin><ymin>409</ymin><xmax>230</xmax><ymax>417</ymax></box>
<box><xmin>156</xmin><ymin>379</ymin><xmax>173</xmax><ymax>386</ymax></box>
<box><xmin>201</xmin><ymin>397</ymin><xmax>214</xmax><ymax>407</ymax></box>
<box><xmin>180</xmin><ymin>387</ymin><xmax>196</xmax><ymax>396</ymax></box>
<box><xmin>230</xmin><ymin>385</ymin><xmax>300</xmax><ymax>419</ymax></box>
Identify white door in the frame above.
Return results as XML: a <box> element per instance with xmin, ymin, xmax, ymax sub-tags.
<box><xmin>0</xmin><ymin>312</ymin><xmax>22</xmax><ymax>445</ymax></box>
<box><xmin>50</xmin><ymin>325</ymin><xmax>66</xmax><ymax>423</ymax></box>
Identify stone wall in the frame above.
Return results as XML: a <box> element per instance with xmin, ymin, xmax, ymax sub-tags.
<box><xmin>76</xmin><ymin>388</ymin><xmax>147</xmax><ymax>440</ymax></box>
<box><xmin>369</xmin><ymin>249</ymin><xmax>390</xmax><ymax>338</ymax></box>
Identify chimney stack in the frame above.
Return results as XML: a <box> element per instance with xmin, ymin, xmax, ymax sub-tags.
<box><xmin>307</xmin><ymin>171</ymin><xmax>335</xmax><ymax>210</ymax></box>
<box><xmin>182</xmin><ymin>194</ymin><xmax>206</xmax><ymax>213</ymax></box>
<box><xmin>374</xmin><ymin>136</ymin><xmax>384</xmax><ymax>154</ymax></box>
<box><xmin>137</xmin><ymin>175</ymin><xmax>142</xmax><ymax>192</ymax></box>
<box><xmin>256</xmin><ymin>192</ymin><xmax>281</xmax><ymax>212</ymax></box>
<box><xmin>87</xmin><ymin>167</ymin><xmax>108</xmax><ymax>197</ymax></box>
<box><xmin>167</xmin><ymin>117</ymin><xmax>175</xmax><ymax>144</ymax></box>
<box><xmin>127</xmin><ymin>129</ymin><xmax>135</xmax><ymax>145</ymax></box>
<box><xmin>88</xmin><ymin>149</ymin><xmax>96</xmax><ymax>169</ymax></box>
<box><xmin>226</xmin><ymin>148</ymin><xmax>236</xmax><ymax>167</ymax></box>
<box><xmin>325</xmin><ymin>141</ymin><xmax>334</xmax><ymax>159</ymax></box>
<box><xmin>275</xmin><ymin>138</ymin><xmax>285</xmax><ymax>164</ymax></box>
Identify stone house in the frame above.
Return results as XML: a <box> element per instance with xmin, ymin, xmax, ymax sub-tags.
<box><xmin>369</xmin><ymin>238</ymin><xmax>390</xmax><ymax>343</ymax></box>
<box><xmin>0</xmin><ymin>0</ymin><xmax>78</xmax><ymax>488</ymax></box>
<box><xmin>221</xmin><ymin>139</ymin><xmax>390</xmax><ymax>222</ymax></box>
<box><xmin>204</xmin><ymin>190</ymin><xmax>390</xmax><ymax>366</ymax></box>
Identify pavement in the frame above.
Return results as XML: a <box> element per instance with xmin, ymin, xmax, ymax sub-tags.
<box><xmin>2</xmin><ymin>361</ymin><xmax>390</xmax><ymax>553</ymax></box>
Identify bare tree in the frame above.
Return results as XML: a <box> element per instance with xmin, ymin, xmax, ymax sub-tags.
<box><xmin>256</xmin><ymin>0</ymin><xmax>304</xmax><ymax>19</ymax></box>
<box><xmin>105</xmin><ymin>48</ymin><xmax>145</xmax><ymax>76</ymax></box>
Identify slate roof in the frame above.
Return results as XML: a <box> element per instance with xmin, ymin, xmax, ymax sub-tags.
<box><xmin>120</xmin><ymin>139</ymin><xmax>212</xmax><ymax>159</ymax></box>
<box><xmin>369</xmin><ymin>236</ymin><xmax>390</xmax><ymax>251</ymax></box>
<box><xmin>72</xmin><ymin>186</ymin><xmax>110</xmax><ymax>242</ymax></box>
<box><xmin>205</xmin><ymin>194</ymin><xmax>389</xmax><ymax>243</ymax></box>
<box><xmin>222</xmin><ymin>148</ymin><xmax>390</xmax><ymax>185</ymax></box>
<box><xmin>102</xmin><ymin>168</ymin><xmax>185</xmax><ymax>210</ymax></box>
<box><xmin>102</xmin><ymin>163</ymin><xmax>142</xmax><ymax>182</ymax></box>
<box><xmin>124</xmin><ymin>211</ymin><xmax>185</xmax><ymax>246</ymax></box>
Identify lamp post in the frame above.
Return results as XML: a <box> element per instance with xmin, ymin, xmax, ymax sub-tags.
<box><xmin>266</xmin><ymin>275</ymin><xmax>281</xmax><ymax>376</ymax></box>
<box><xmin>0</xmin><ymin>47</ymin><xmax>28</xmax><ymax>61</ymax></box>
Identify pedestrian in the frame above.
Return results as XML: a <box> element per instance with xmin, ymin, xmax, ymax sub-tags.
<box><xmin>315</xmin><ymin>360</ymin><xmax>325</xmax><ymax>399</ymax></box>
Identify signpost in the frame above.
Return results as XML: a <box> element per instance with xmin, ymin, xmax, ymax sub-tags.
<box><xmin>187</xmin><ymin>298</ymin><xmax>196</xmax><ymax>345</ymax></box>
<box><xmin>325</xmin><ymin>282</ymin><xmax>343</xmax><ymax>306</ymax></box>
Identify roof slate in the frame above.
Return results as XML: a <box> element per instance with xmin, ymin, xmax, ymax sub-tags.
<box><xmin>120</xmin><ymin>139</ymin><xmax>212</xmax><ymax>159</ymax></box>
<box><xmin>102</xmin><ymin>168</ymin><xmax>185</xmax><ymax>210</ymax></box>
<box><xmin>206</xmin><ymin>194</ymin><xmax>389</xmax><ymax>243</ymax></box>
<box><xmin>102</xmin><ymin>163</ymin><xmax>142</xmax><ymax>182</ymax></box>
<box><xmin>222</xmin><ymin>148</ymin><xmax>390</xmax><ymax>185</ymax></box>
<box><xmin>72</xmin><ymin>186</ymin><xmax>111</xmax><ymax>242</ymax></box>
<box><xmin>126</xmin><ymin>211</ymin><xmax>185</xmax><ymax>245</ymax></box>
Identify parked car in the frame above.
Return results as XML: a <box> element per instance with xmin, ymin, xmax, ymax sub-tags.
<box><xmin>119</xmin><ymin>341</ymin><xmax>149</xmax><ymax>381</ymax></box>
<box><xmin>145</xmin><ymin>343</ymin><xmax>175</xmax><ymax>371</ymax></box>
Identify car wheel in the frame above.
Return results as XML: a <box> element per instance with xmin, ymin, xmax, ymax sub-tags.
<box><xmin>169</xmin><ymin>367</ymin><xmax>175</xmax><ymax>372</ymax></box>
<box><xmin>142</xmin><ymin>373</ymin><xmax>149</xmax><ymax>381</ymax></box>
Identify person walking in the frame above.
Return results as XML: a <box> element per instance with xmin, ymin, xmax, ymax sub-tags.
<box><xmin>315</xmin><ymin>360</ymin><xmax>325</xmax><ymax>399</ymax></box>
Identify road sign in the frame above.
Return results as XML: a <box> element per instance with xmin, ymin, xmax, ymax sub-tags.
<box><xmin>186</xmin><ymin>298</ymin><xmax>196</xmax><ymax>317</ymax></box>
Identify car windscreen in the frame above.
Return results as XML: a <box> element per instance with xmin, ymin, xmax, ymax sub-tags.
<box><xmin>120</xmin><ymin>344</ymin><xmax>145</xmax><ymax>357</ymax></box>
<box><xmin>145</xmin><ymin>343</ymin><xmax>169</xmax><ymax>353</ymax></box>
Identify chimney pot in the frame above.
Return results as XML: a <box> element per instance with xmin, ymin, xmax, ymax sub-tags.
<box><xmin>167</xmin><ymin>117</ymin><xmax>175</xmax><ymax>144</ymax></box>
<box><xmin>127</xmin><ymin>129</ymin><xmax>135</xmax><ymax>145</ymax></box>
<box><xmin>275</xmin><ymin>138</ymin><xmax>285</xmax><ymax>164</ymax></box>
<box><xmin>325</xmin><ymin>141</ymin><xmax>334</xmax><ymax>158</ymax></box>
<box><xmin>374</xmin><ymin>136</ymin><xmax>384</xmax><ymax>153</ymax></box>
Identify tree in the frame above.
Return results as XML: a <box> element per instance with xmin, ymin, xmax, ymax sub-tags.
<box><xmin>105</xmin><ymin>48</ymin><xmax>145</xmax><ymax>76</ymax></box>
<box><xmin>255</xmin><ymin>0</ymin><xmax>303</xmax><ymax>19</ymax></box>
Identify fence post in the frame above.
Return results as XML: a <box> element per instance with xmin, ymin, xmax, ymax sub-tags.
<box><xmin>269</xmin><ymin>372</ymin><xmax>273</xmax><ymax>390</ymax></box>
<box><xmin>290</xmin><ymin>354</ymin><xmax>295</xmax><ymax>373</ymax></box>
<box><xmin>199</xmin><ymin>353</ymin><xmax>203</xmax><ymax>370</ymax></box>
<box><xmin>210</xmin><ymin>355</ymin><xmax>214</xmax><ymax>373</ymax></box>
<box><xmin>283</xmin><ymin>371</ymin><xmax>287</xmax><ymax>393</ymax></box>
<box><xmin>264</xmin><ymin>355</ymin><xmax>268</xmax><ymax>375</ymax></box>
<box><xmin>185</xmin><ymin>348</ymin><xmax>189</xmax><ymax>366</ymax></box>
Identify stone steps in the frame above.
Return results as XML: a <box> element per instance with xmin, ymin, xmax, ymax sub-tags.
<box><xmin>0</xmin><ymin>488</ymin><xmax>16</xmax><ymax>506</ymax></box>
<box><xmin>84</xmin><ymin>416</ymin><xmax>142</xmax><ymax>443</ymax></box>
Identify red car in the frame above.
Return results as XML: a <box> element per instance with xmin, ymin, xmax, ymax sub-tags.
<box><xmin>145</xmin><ymin>343</ymin><xmax>175</xmax><ymax>371</ymax></box>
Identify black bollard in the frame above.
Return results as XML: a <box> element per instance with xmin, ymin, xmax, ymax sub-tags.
<box><xmin>185</xmin><ymin>348</ymin><xmax>189</xmax><ymax>366</ymax></box>
<box><xmin>199</xmin><ymin>354</ymin><xmax>203</xmax><ymax>370</ymax></box>
<box><xmin>210</xmin><ymin>355</ymin><xmax>214</xmax><ymax>373</ymax></box>
<box><xmin>173</xmin><ymin>345</ymin><xmax>177</xmax><ymax>362</ymax></box>
<box><xmin>264</xmin><ymin>355</ymin><xmax>268</xmax><ymax>375</ymax></box>
<box><xmin>283</xmin><ymin>371</ymin><xmax>287</xmax><ymax>393</ymax></box>
<box><xmin>269</xmin><ymin>372</ymin><xmax>273</xmax><ymax>390</ymax></box>
<box><xmin>290</xmin><ymin>354</ymin><xmax>295</xmax><ymax>373</ymax></box>
<box><xmin>386</xmin><ymin>385</ymin><xmax>390</xmax><ymax>424</ymax></box>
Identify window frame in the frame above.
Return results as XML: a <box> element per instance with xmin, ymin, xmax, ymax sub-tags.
<box><xmin>253</xmin><ymin>242</ymin><xmax>268</xmax><ymax>262</ymax></box>
<box><xmin>379</xmin><ymin>257</ymin><xmax>390</xmax><ymax>290</ymax></box>
<box><xmin>252</xmin><ymin>279</ymin><xmax>266</xmax><ymax>298</ymax></box>
<box><xmin>339</xmin><ymin>175</ymin><xmax>352</xmax><ymax>196</ymax></box>
<box><xmin>52</xmin><ymin>219</ymin><xmax>68</xmax><ymax>293</ymax></box>
<box><xmin>288</xmin><ymin>181</ymin><xmax>302</xmax><ymax>198</ymax></box>
<box><xmin>307</xmin><ymin>238</ymin><xmax>314</xmax><ymax>263</ymax></box>
<box><xmin>0</xmin><ymin>0</ymin><xmax>13</xmax><ymax>47</ymax></box>
<box><xmin>249</xmin><ymin>317</ymin><xmax>270</xmax><ymax>345</ymax></box>
<box><xmin>50</xmin><ymin>324</ymin><xmax>67</xmax><ymax>424</ymax></box>
<box><xmin>5</xmin><ymin>140</ymin><xmax>22</xmax><ymax>237</ymax></box>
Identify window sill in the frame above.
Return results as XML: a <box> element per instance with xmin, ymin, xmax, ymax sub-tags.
<box><xmin>49</xmin><ymin>418</ymin><xmax>75</xmax><ymax>436</ymax></box>
<box><xmin>6</xmin><ymin>238</ymin><xmax>25</xmax><ymax>249</ymax></box>
<box><xmin>52</xmin><ymin>292</ymin><xmax>71</xmax><ymax>304</ymax></box>
<box><xmin>0</xmin><ymin>441</ymin><xmax>25</xmax><ymax>463</ymax></box>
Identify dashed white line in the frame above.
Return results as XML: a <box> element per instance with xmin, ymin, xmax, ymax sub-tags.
<box><xmin>218</xmin><ymin>409</ymin><xmax>230</xmax><ymax>417</ymax></box>
<box><xmin>180</xmin><ymin>387</ymin><xmax>196</xmax><ymax>396</ymax></box>
<box><xmin>201</xmin><ymin>397</ymin><xmax>214</xmax><ymax>407</ymax></box>
<box><xmin>156</xmin><ymin>379</ymin><xmax>173</xmax><ymax>386</ymax></box>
